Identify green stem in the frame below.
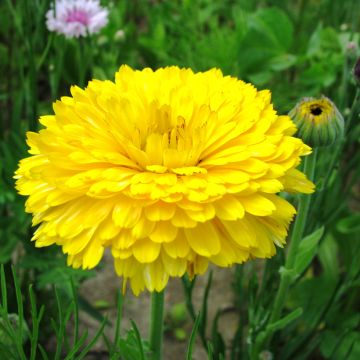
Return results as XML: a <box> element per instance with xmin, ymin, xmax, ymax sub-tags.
<box><xmin>51</xmin><ymin>37</ymin><xmax>67</xmax><ymax>99</ymax></box>
<box><xmin>346</xmin><ymin>87</ymin><xmax>360</xmax><ymax>133</ymax></box>
<box><xmin>271</xmin><ymin>149</ymin><xmax>317</xmax><ymax>322</ymax></box>
<box><xmin>252</xmin><ymin>150</ymin><xmax>317</xmax><ymax>358</ymax></box>
<box><xmin>310</xmin><ymin>88</ymin><xmax>360</xmax><ymax>229</ymax></box>
<box><xmin>149</xmin><ymin>290</ymin><xmax>165</xmax><ymax>360</ymax></box>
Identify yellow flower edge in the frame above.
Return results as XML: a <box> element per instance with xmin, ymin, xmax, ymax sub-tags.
<box><xmin>15</xmin><ymin>66</ymin><xmax>314</xmax><ymax>295</ymax></box>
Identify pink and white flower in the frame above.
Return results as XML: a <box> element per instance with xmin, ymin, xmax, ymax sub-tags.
<box><xmin>46</xmin><ymin>0</ymin><xmax>109</xmax><ymax>38</ymax></box>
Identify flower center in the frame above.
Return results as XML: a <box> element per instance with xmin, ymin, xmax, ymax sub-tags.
<box><xmin>310</xmin><ymin>105</ymin><xmax>323</xmax><ymax>116</ymax></box>
<box><xmin>66</xmin><ymin>9</ymin><xmax>89</xmax><ymax>26</ymax></box>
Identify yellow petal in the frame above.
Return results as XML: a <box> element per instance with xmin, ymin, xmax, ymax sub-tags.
<box><xmin>132</xmin><ymin>239</ymin><xmax>161</xmax><ymax>263</ymax></box>
<box><xmin>131</xmin><ymin>217</ymin><xmax>156</xmax><ymax>239</ymax></box>
<box><xmin>210</xmin><ymin>237</ymin><xmax>249</xmax><ymax>266</ymax></box>
<box><xmin>161</xmin><ymin>252</ymin><xmax>187</xmax><ymax>276</ymax></box>
<box><xmin>185</xmin><ymin>222</ymin><xmax>221</xmax><ymax>257</ymax></box>
<box><xmin>144</xmin><ymin>202</ymin><xmax>176</xmax><ymax>221</ymax></box>
<box><xmin>221</xmin><ymin>218</ymin><xmax>257</xmax><ymax>249</ymax></box>
<box><xmin>163</xmin><ymin>231</ymin><xmax>190</xmax><ymax>258</ymax></box>
<box><xmin>62</xmin><ymin>228</ymin><xmax>95</xmax><ymax>255</ymax></box>
<box><xmin>187</xmin><ymin>256</ymin><xmax>209</xmax><ymax>278</ymax></box>
<box><xmin>98</xmin><ymin>216</ymin><xmax>121</xmax><ymax>240</ymax></box>
<box><xmin>114</xmin><ymin>256</ymin><xmax>139</xmax><ymax>277</ymax></box>
<box><xmin>282</xmin><ymin>168</ymin><xmax>315</xmax><ymax>194</ymax></box>
<box><xmin>113</xmin><ymin>201</ymin><xmax>142</xmax><ymax>228</ymax></box>
<box><xmin>146</xmin><ymin>133</ymin><xmax>164</xmax><ymax>165</ymax></box>
<box><xmin>114</xmin><ymin>230</ymin><xmax>136</xmax><ymax>249</ymax></box>
<box><xmin>82</xmin><ymin>242</ymin><xmax>104</xmax><ymax>269</ymax></box>
<box><xmin>257</xmin><ymin>179</ymin><xmax>284</xmax><ymax>193</ymax></box>
<box><xmin>143</xmin><ymin>261</ymin><xmax>169</xmax><ymax>292</ymax></box>
<box><xmin>187</xmin><ymin>203</ymin><xmax>215</xmax><ymax>222</ymax></box>
<box><xmin>149</xmin><ymin>221</ymin><xmax>178</xmax><ymax>243</ymax></box>
<box><xmin>214</xmin><ymin>195</ymin><xmax>245</xmax><ymax>220</ymax></box>
<box><xmin>171</xmin><ymin>208</ymin><xmax>197</xmax><ymax>228</ymax></box>
<box><xmin>172</xmin><ymin>167</ymin><xmax>207</xmax><ymax>175</ymax></box>
<box><xmin>241</xmin><ymin>194</ymin><xmax>276</xmax><ymax>216</ymax></box>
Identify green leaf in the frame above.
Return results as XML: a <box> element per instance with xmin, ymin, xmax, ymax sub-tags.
<box><xmin>250</xmin><ymin>8</ymin><xmax>294</xmax><ymax>51</ymax></box>
<box><xmin>211</xmin><ymin>310</ymin><xmax>226</xmax><ymax>359</ymax></box>
<box><xmin>186</xmin><ymin>312</ymin><xmax>201</xmax><ymax>360</ymax></box>
<box><xmin>267</xmin><ymin>308</ymin><xmax>303</xmax><ymax>333</ymax></box>
<box><xmin>319</xmin><ymin>234</ymin><xmax>339</xmax><ymax>282</ymax></box>
<box><xmin>337</xmin><ymin>213</ymin><xmax>360</xmax><ymax>234</ymax></box>
<box><xmin>307</xmin><ymin>23</ymin><xmax>323</xmax><ymax>57</ymax></box>
<box><xmin>199</xmin><ymin>271</ymin><xmax>212</xmax><ymax>339</ymax></box>
<box><xmin>268</xmin><ymin>54</ymin><xmax>297</xmax><ymax>71</ymax></box>
<box><xmin>294</xmin><ymin>227</ymin><xmax>324</xmax><ymax>275</ymax></box>
<box><xmin>320</xmin><ymin>330</ymin><xmax>360</xmax><ymax>360</ymax></box>
<box><xmin>129</xmin><ymin>320</ymin><xmax>145</xmax><ymax>360</ymax></box>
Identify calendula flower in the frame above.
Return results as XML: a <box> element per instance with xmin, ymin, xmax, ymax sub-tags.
<box><xmin>46</xmin><ymin>0</ymin><xmax>109</xmax><ymax>38</ymax></box>
<box><xmin>289</xmin><ymin>96</ymin><xmax>344</xmax><ymax>147</ymax></box>
<box><xmin>15</xmin><ymin>66</ymin><xmax>314</xmax><ymax>295</ymax></box>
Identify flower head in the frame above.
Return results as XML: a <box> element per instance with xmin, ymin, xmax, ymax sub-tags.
<box><xmin>15</xmin><ymin>66</ymin><xmax>314</xmax><ymax>295</ymax></box>
<box><xmin>46</xmin><ymin>0</ymin><xmax>109</xmax><ymax>38</ymax></box>
<box><xmin>289</xmin><ymin>96</ymin><xmax>344</xmax><ymax>147</ymax></box>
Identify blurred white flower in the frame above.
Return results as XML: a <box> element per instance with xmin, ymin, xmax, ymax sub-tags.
<box><xmin>114</xmin><ymin>29</ymin><xmax>125</xmax><ymax>41</ymax></box>
<box><xmin>46</xmin><ymin>0</ymin><xmax>109</xmax><ymax>38</ymax></box>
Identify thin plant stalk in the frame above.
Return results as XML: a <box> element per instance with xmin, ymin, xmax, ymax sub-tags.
<box><xmin>271</xmin><ymin>150</ymin><xmax>317</xmax><ymax>320</ymax></box>
<box><xmin>149</xmin><ymin>290</ymin><xmax>165</xmax><ymax>360</ymax></box>
<box><xmin>252</xmin><ymin>149</ymin><xmax>317</xmax><ymax>358</ymax></box>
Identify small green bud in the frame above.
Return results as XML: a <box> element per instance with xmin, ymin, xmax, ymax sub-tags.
<box><xmin>289</xmin><ymin>96</ymin><xmax>344</xmax><ymax>147</ymax></box>
<box><xmin>169</xmin><ymin>302</ymin><xmax>187</xmax><ymax>325</ymax></box>
<box><xmin>174</xmin><ymin>328</ymin><xmax>187</xmax><ymax>341</ymax></box>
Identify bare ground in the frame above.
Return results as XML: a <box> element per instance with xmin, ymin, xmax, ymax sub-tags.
<box><xmin>78</xmin><ymin>252</ymin><xmax>240</xmax><ymax>359</ymax></box>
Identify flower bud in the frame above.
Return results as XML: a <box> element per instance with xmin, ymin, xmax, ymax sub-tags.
<box><xmin>346</xmin><ymin>42</ymin><xmax>358</xmax><ymax>59</ymax></box>
<box><xmin>353</xmin><ymin>57</ymin><xmax>360</xmax><ymax>85</ymax></box>
<box><xmin>289</xmin><ymin>96</ymin><xmax>344</xmax><ymax>147</ymax></box>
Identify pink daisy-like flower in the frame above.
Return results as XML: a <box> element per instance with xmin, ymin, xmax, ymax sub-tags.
<box><xmin>46</xmin><ymin>0</ymin><xmax>109</xmax><ymax>38</ymax></box>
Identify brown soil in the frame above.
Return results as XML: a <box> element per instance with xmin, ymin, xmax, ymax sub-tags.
<box><xmin>78</xmin><ymin>251</ymin><xmax>239</xmax><ymax>359</ymax></box>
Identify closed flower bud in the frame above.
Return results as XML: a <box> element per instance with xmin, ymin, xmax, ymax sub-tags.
<box><xmin>354</xmin><ymin>57</ymin><xmax>360</xmax><ymax>85</ymax></box>
<box><xmin>289</xmin><ymin>96</ymin><xmax>344</xmax><ymax>147</ymax></box>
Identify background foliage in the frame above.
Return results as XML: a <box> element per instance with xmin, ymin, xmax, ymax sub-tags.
<box><xmin>1</xmin><ymin>0</ymin><xmax>360</xmax><ymax>359</ymax></box>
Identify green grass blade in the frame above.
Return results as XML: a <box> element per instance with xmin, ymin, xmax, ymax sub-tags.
<box><xmin>186</xmin><ymin>312</ymin><xmax>201</xmax><ymax>360</ymax></box>
<box><xmin>113</xmin><ymin>289</ymin><xmax>124</xmax><ymax>354</ymax></box>
<box><xmin>11</xmin><ymin>266</ymin><xmax>27</xmax><ymax>360</ymax></box>
<box><xmin>64</xmin><ymin>332</ymin><xmax>88</xmax><ymax>360</ymax></box>
<box><xmin>54</xmin><ymin>286</ymin><xmax>65</xmax><ymax>360</ymax></box>
<box><xmin>0</xmin><ymin>265</ymin><xmax>7</xmax><ymax>311</ymax></box>
<box><xmin>130</xmin><ymin>319</ymin><xmax>145</xmax><ymax>360</ymax></box>
<box><xmin>75</xmin><ymin>318</ymin><xmax>107</xmax><ymax>360</ymax></box>
<box><xmin>70</xmin><ymin>278</ymin><xmax>79</xmax><ymax>346</ymax></box>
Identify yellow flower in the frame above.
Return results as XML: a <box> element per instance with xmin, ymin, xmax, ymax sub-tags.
<box><xmin>289</xmin><ymin>96</ymin><xmax>344</xmax><ymax>147</ymax></box>
<box><xmin>15</xmin><ymin>66</ymin><xmax>314</xmax><ymax>295</ymax></box>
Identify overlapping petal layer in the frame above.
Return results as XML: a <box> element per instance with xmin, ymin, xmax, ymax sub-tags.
<box><xmin>15</xmin><ymin>66</ymin><xmax>314</xmax><ymax>294</ymax></box>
